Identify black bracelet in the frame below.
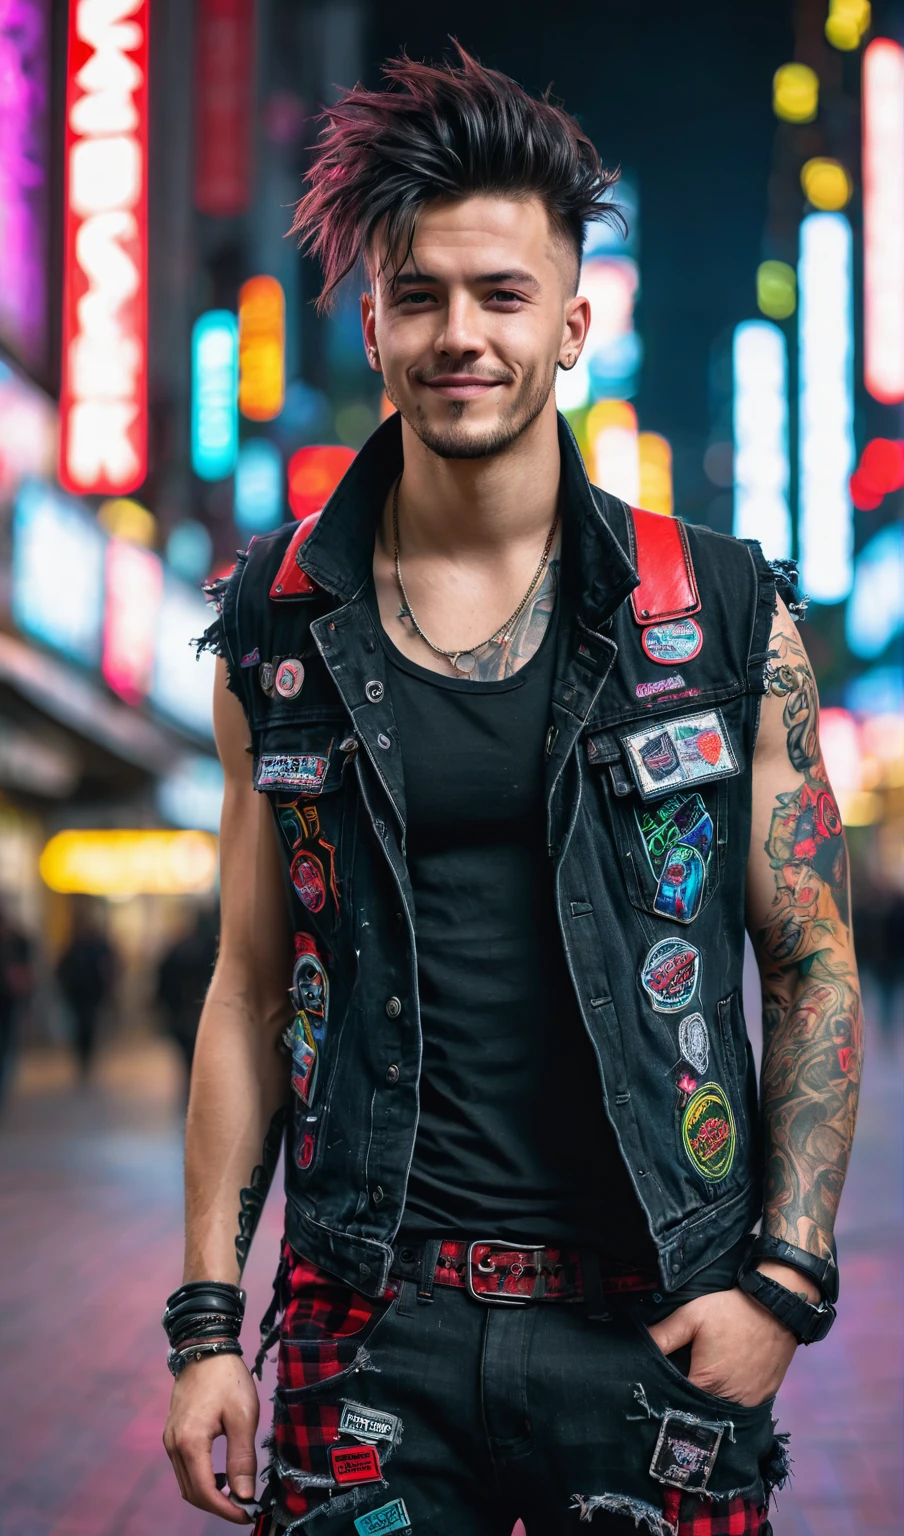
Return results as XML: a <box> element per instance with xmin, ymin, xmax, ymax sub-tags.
<box><xmin>168</xmin><ymin>1315</ymin><xmax>243</xmax><ymax>1349</ymax></box>
<box><xmin>749</xmin><ymin>1234</ymin><xmax>839</xmax><ymax>1304</ymax></box>
<box><xmin>162</xmin><ymin>1282</ymin><xmax>246</xmax><ymax>1347</ymax></box>
<box><xmin>167</xmin><ymin>1338</ymin><xmax>244</xmax><ymax>1379</ymax></box>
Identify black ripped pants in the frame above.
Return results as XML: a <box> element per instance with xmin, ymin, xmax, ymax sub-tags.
<box><xmin>255</xmin><ymin>1239</ymin><xmax>785</xmax><ymax>1536</ymax></box>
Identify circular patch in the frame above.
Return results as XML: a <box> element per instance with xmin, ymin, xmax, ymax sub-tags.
<box><xmin>275</xmin><ymin>658</ymin><xmax>305</xmax><ymax>698</ymax></box>
<box><xmin>291</xmin><ymin>850</ymin><xmax>326</xmax><ymax>912</ymax></box>
<box><xmin>681</xmin><ymin>1081</ymin><xmax>736</xmax><ymax>1181</ymax></box>
<box><xmin>642</xmin><ymin>618</ymin><xmax>703</xmax><ymax>665</ymax></box>
<box><xmin>640</xmin><ymin>938</ymin><xmax>701</xmax><ymax>1012</ymax></box>
<box><xmin>678</xmin><ymin>1012</ymin><xmax>709</xmax><ymax>1075</ymax></box>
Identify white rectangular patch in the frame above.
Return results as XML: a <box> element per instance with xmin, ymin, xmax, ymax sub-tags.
<box><xmin>255</xmin><ymin>753</ymin><xmax>329</xmax><ymax>794</ymax></box>
<box><xmin>621</xmin><ymin>709</ymin><xmax>738</xmax><ymax>800</ymax></box>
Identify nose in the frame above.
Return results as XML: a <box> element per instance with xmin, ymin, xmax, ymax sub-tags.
<box><xmin>434</xmin><ymin>291</ymin><xmax>486</xmax><ymax>361</ymax></box>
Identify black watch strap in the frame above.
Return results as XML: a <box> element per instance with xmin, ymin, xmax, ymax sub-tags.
<box><xmin>738</xmin><ymin>1266</ymin><xmax>837</xmax><ymax>1345</ymax></box>
<box><xmin>749</xmin><ymin>1234</ymin><xmax>839</xmax><ymax>1304</ymax></box>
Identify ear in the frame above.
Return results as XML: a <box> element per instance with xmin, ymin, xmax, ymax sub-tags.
<box><xmin>361</xmin><ymin>293</ymin><xmax>381</xmax><ymax>372</ymax></box>
<box><xmin>559</xmin><ymin>294</ymin><xmax>591</xmax><ymax>370</ymax></box>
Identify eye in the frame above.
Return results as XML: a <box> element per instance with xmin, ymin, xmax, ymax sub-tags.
<box><xmin>487</xmin><ymin>289</ymin><xmax>525</xmax><ymax>309</ymax></box>
<box><xmin>397</xmin><ymin>291</ymin><xmax>436</xmax><ymax>307</ymax></box>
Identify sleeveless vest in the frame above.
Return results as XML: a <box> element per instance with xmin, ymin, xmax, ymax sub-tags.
<box><xmin>203</xmin><ymin>413</ymin><xmax>783</xmax><ymax>1297</ymax></box>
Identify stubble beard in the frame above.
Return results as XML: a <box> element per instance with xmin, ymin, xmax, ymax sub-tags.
<box><xmin>385</xmin><ymin>361</ymin><xmax>558</xmax><ymax>461</ymax></box>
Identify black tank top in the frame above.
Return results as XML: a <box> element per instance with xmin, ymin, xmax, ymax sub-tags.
<box><xmin>371</xmin><ymin>589</ymin><xmax>654</xmax><ymax>1259</ymax></box>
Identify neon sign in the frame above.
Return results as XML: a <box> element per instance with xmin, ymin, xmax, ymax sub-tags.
<box><xmin>59</xmin><ymin>0</ymin><xmax>149</xmax><ymax>496</ymax></box>
<box><xmin>238</xmin><ymin>276</ymin><xmax>285</xmax><ymax>421</ymax></box>
<box><xmin>102</xmin><ymin>536</ymin><xmax>163</xmax><ymax>705</ymax></box>
<box><xmin>732</xmin><ymin>320</ymin><xmax>791</xmax><ymax>559</ymax></box>
<box><xmin>0</xmin><ymin>0</ymin><xmax>50</xmax><ymax>370</ymax></box>
<box><xmin>798</xmin><ymin>213</ymin><xmax>855</xmax><ymax>604</ymax></box>
<box><xmin>862</xmin><ymin>38</ymin><xmax>904</xmax><ymax>404</ymax></box>
<box><xmin>192</xmin><ymin>311</ymin><xmax>239</xmax><ymax>480</ymax></box>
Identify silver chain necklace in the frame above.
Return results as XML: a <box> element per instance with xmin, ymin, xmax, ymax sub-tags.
<box><xmin>391</xmin><ymin>475</ymin><xmax>559</xmax><ymax>675</ymax></box>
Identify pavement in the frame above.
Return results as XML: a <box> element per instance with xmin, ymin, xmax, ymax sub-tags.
<box><xmin>0</xmin><ymin>1004</ymin><xmax>900</xmax><ymax>1536</ymax></box>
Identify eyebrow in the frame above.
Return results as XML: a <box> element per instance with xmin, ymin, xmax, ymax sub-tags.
<box><xmin>392</xmin><ymin>268</ymin><xmax>541</xmax><ymax>291</ymax></box>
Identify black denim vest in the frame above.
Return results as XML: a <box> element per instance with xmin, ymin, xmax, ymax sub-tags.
<box><xmin>207</xmin><ymin>414</ymin><xmax>778</xmax><ymax>1297</ymax></box>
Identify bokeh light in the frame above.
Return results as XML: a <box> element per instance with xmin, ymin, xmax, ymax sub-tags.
<box><xmin>773</xmin><ymin>63</ymin><xmax>819</xmax><ymax>123</ymax></box>
<box><xmin>97</xmin><ymin>497</ymin><xmax>157</xmax><ymax>547</ymax></box>
<box><xmin>825</xmin><ymin>0</ymin><xmax>871</xmax><ymax>51</ymax></box>
<box><xmin>287</xmin><ymin>445</ymin><xmax>356</xmax><ymax>521</ymax></box>
<box><xmin>756</xmin><ymin>260</ymin><xmax>797</xmax><ymax>320</ymax></box>
<box><xmin>238</xmin><ymin>275</ymin><xmax>285</xmax><ymax>422</ymax></box>
<box><xmin>39</xmin><ymin>829</ymin><xmax>219</xmax><ymax>897</ymax></box>
<box><xmin>165</xmin><ymin>520</ymin><xmax>213</xmax><ymax>583</ymax></box>
<box><xmin>801</xmin><ymin>157</ymin><xmax>853</xmax><ymax>211</ymax></box>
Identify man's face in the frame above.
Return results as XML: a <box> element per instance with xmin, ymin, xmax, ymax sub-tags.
<box><xmin>362</xmin><ymin>195</ymin><xmax>588</xmax><ymax>460</ymax></box>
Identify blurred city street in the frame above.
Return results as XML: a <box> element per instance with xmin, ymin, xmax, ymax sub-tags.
<box><xmin>0</xmin><ymin>990</ymin><xmax>901</xmax><ymax>1536</ymax></box>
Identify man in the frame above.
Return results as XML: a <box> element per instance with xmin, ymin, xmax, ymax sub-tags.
<box><xmin>164</xmin><ymin>48</ymin><xmax>861</xmax><ymax>1536</ymax></box>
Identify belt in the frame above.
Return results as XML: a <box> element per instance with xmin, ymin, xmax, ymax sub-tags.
<box><xmin>389</xmin><ymin>1238</ymin><xmax>657</xmax><ymax>1308</ymax></box>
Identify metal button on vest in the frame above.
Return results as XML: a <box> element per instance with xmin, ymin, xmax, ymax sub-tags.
<box><xmin>385</xmin><ymin>996</ymin><xmax>401</xmax><ymax>1019</ymax></box>
<box><xmin>385</xmin><ymin>1063</ymin><xmax>400</xmax><ymax>1085</ymax></box>
<box><xmin>371</xmin><ymin>1186</ymin><xmax>384</xmax><ymax>1206</ymax></box>
<box><xmin>365</xmin><ymin>680</ymin><xmax>384</xmax><ymax>703</ymax></box>
<box><xmin>377</xmin><ymin>732</ymin><xmax>391</xmax><ymax>749</ymax></box>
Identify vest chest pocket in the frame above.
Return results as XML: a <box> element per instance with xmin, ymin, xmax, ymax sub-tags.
<box><xmin>585</xmin><ymin>723</ymin><xmax>730</xmax><ymax>925</ymax></box>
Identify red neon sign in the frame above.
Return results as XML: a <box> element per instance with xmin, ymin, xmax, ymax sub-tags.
<box><xmin>194</xmin><ymin>0</ymin><xmax>255</xmax><ymax>217</ymax></box>
<box><xmin>59</xmin><ymin>0</ymin><xmax>149</xmax><ymax>497</ymax></box>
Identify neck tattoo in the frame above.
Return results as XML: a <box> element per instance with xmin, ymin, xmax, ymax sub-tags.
<box><xmin>391</xmin><ymin>474</ymin><xmax>559</xmax><ymax>677</ymax></box>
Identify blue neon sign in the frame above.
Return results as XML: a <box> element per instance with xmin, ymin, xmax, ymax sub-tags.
<box><xmin>192</xmin><ymin>311</ymin><xmax>239</xmax><ymax>481</ymax></box>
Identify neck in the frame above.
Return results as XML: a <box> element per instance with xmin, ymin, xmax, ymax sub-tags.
<box><xmin>394</xmin><ymin>399</ymin><xmax>561</xmax><ymax>555</ymax></box>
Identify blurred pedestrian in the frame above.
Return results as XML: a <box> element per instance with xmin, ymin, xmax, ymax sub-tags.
<box><xmin>0</xmin><ymin>904</ymin><xmax>34</xmax><ymax>1105</ymax></box>
<box><xmin>55</xmin><ymin>904</ymin><xmax>116</xmax><ymax>1078</ymax></box>
<box><xmin>155</xmin><ymin>906</ymin><xmax>219</xmax><ymax>1085</ymax></box>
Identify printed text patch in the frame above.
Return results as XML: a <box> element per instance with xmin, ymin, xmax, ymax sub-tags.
<box><xmin>255</xmin><ymin>752</ymin><xmax>329</xmax><ymax>794</ymax></box>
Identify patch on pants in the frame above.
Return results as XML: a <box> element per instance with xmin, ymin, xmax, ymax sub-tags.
<box><xmin>650</xmin><ymin>1410</ymin><xmax>723</xmax><ymax>1492</ymax></box>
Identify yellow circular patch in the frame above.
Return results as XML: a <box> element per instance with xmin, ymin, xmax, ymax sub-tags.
<box><xmin>681</xmin><ymin>1082</ymin><xmax>736</xmax><ymax>1181</ymax></box>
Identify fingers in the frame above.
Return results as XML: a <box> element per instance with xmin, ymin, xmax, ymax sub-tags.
<box><xmin>647</xmin><ymin>1299</ymin><xmax>699</xmax><ymax>1357</ymax></box>
<box><xmin>174</xmin><ymin>1425</ymin><xmax>253</xmax><ymax>1523</ymax></box>
<box><xmin>224</xmin><ymin>1402</ymin><xmax>259</xmax><ymax>1504</ymax></box>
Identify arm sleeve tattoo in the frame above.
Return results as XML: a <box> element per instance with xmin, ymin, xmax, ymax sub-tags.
<box><xmin>756</xmin><ymin>625</ymin><xmax>862</xmax><ymax>1260</ymax></box>
<box><xmin>235</xmin><ymin>1104</ymin><xmax>289</xmax><ymax>1276</ymax></box>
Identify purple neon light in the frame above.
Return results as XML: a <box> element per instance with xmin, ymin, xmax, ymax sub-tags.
<box><xmin>0</xmin><ymin>0</ymin><xmax>49</xmax><ymax>367</ymax></box>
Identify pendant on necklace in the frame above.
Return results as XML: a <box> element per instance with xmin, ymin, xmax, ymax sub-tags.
<box><xmin>452</xmin><ymin>652</ymin><xmax>477</xmax><ymax>674</ymax></box>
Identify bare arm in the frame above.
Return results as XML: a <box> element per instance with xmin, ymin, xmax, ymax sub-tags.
<box><xmin>183</xmin><ymin>658</ymin><xmax>293</xmax><ymax>1285</ymax></box>
<box><xmin>165</xmin><ymin>658</ymin><xmax>294</xmax><ymax>1523</ymax></box>
<box><xmin>747</xmin><ymin>600</ymin><xmax>862</xmax><ymax>1262</ymax></box>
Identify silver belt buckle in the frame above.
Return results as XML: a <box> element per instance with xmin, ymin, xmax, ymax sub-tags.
<box><xmin>465</xmin><ymin>1240</ymin><xmax>547</xmax><ymax>1306</ymax></box>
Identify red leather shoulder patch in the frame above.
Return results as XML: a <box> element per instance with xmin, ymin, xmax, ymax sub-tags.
<box><xmin>629</xmin><ymin>507</ymin><xmax>700</xmax><ymax>626</ymax></box>
<box><xmin>270</xmin><ymin>512</ymin><xmax>321</xmax><ymax>599</ymax></box>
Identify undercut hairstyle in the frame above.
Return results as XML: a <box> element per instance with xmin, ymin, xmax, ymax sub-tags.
<box><xmin>291</xmin><ymin>43</ymin><xmax>624</xmax><ymax>313</ymax></box>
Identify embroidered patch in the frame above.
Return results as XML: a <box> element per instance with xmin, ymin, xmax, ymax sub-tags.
<box><xmin>339</xmin><ymin>1403</ymin><xmax>401</xmax><ymax>1445</ymax></box>
<box><xmin>650</xmin><ymin>1410</ymin><xmax>723</xmax><ymax>1492</ymax></box>
<box><xmin>256</xmin><ymin>753</ymin><xmax>329</xmax><ymax>794</ymax></box>
<box><xmin>641</xmin><ymin>939</ymin><xmax>701</xmax><ymax>1012</ymax></box>
<box><xmin>635</xmin><ymin>673</ymin><xmax>686</xmax><ymax>700</ymax></box>
<box><xmin>287</xmin><ymin>1014</ymin><xmax>317</xmax><ymax>1104</ymax></box>
<box><xmin>240</xmin><ymin>646</ymin><xmax>260</xmax><ymax>667</ymax></box>
<box><xmin>622</xmin><ymin>709</ymin><xmax>738</xmax><ymax>799</ymax></box>
<box><xmin>275</xmin><ymin>657</ymin><xmax>305</xmax><ymax>699</ymax></box>
<box><xmin>641</xmin><ymin>618</ymin><xmax>703</xmax><ymax>665</ymax></box>
<box><xmin>292</xmin><ymin>936</ymin><xmax>328</xmax><ymax>1043</ymax></box>
<box><xmin>637</xmin><ymin>794</ymin><xmax>713</xmax><ymax>875</ymax></box>
<box><xmin>329</xmin><ymin>1442</ymin><xmax>383</xmax><ymax>1486</ymax></box>
<box><xmin>682</xmin><ymin>1082</ymin><xmax>736</xmax><ymax>1181</ymax></box>
<box><xmin>653</xmin><ymin>844</ymin><xmax>706</xmax><ymax>923</ymax></box>
<box><xmin>354</xmin><ymin>1499</ymin><xmax>412</xmax><ymax>1535</ymax></box>
<box><xmin>291</xmin><ymin>850</ymin><xmax>327</xmax><ymax>912</ymax></box>
<box><xmin>678</xmin><ymin>1012</ymin><xmax>709</xmax><ymax>1075</ymax></box>
<box><xmin>297</xmin><ymin>1120</ymin><xmax>317</xmax><ymax>1169</ymax></box>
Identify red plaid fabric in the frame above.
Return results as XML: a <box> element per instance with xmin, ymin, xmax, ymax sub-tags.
<box><xmin>662</xmin><ymin>1487</ymin><xmax>769</xmax><ymax>1535</ymax></box>
<box><xmin>266</xmin><ymin>1243</ymin><xmax>393</xmax><ymax>1527</ymax></box>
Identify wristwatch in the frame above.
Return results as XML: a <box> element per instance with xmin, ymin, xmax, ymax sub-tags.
<box><xmin>737</xmin><ymin>1262</ymin><xmax>837</xmax><ymax>1345</ymax></box>
<box><xmin>749</xmin><ymin>1233</ymin><xmax>839</xmax><ymax>1305</ymax></box>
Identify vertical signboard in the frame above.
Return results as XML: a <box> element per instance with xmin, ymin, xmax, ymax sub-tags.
<box><xmin>191</xmin><ymin>311</ymin><xmax>239</xmax><ymax>480</ymax></box>
<box><xmin>238</xmin><ymin>275</ymin><xmax>285</xmax><ymax>420</ymax></box>
<box><xmin>862</xmin><ymin>38</ymin><xmax>904</xmax><ymax>404</ymax></box>
<box><xmin>59</xmin><ymin>0</ymin><xmax>149</xmax><ymax>497</ymax></box>
<box><xmin>732</xmin><ymin>320</ymin><xmax>791</xmax><ymax>559</ymax></box>
<box><xmin>0</xmin><ymin>0</ymin><xmax>51</xmax><ymax>372</ymax></box>
<box><xmin>194</xmin><ymin>0</ymin><xmax>255</xmax><ymax>217</ymax></box>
